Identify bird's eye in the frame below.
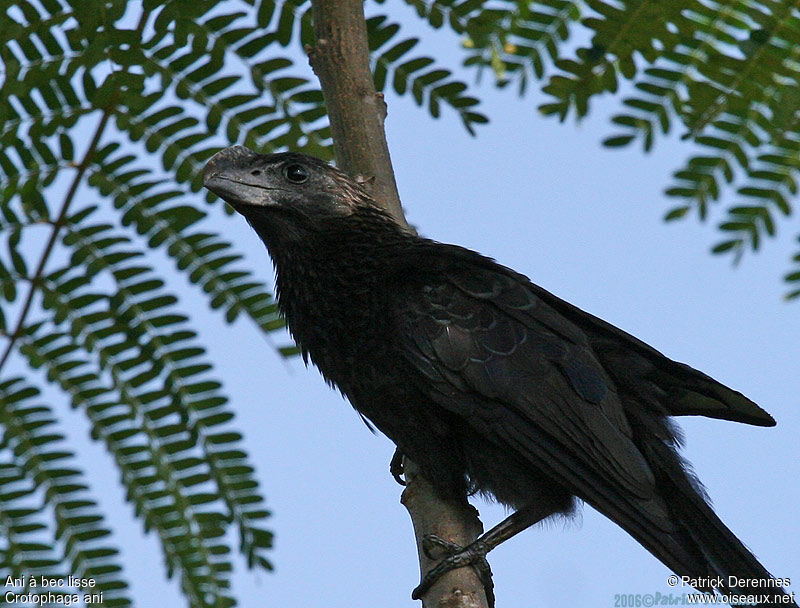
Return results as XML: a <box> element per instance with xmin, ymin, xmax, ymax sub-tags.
<box><xmin>284</xmin><ymin>164</ymin><xmax>308</xmax><ymax>184</ymax></box>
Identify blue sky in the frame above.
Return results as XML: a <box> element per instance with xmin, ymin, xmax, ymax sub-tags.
<box><xmin>9</xmin><ymin>4</ymin><xmax>799</xmax><ymax>607</ymax></box>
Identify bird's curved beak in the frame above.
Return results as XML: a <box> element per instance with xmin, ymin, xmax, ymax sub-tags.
<box><xmin>203</xmin><ymin>145</ymin><xmax>277</xmax><ymax>210</ymax></box>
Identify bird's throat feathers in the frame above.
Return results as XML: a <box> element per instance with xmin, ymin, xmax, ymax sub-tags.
<box><xmin>252</xmin><ymin>203</ymin><xmax>417</xmax><ymax>362</ymax></box>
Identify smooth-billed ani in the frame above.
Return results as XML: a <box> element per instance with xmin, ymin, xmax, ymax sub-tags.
<box><xmin>203</xmin><ymin>145</ymin><xmax>795</xmax><ymax>607</ymax></box>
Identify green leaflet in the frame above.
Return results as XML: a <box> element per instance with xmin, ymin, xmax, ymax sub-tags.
<box><xmin>368</xmin><ymin>14</ymin><xmax>487</xmax><ymax>133</ymax></box>
<box><xmin>0</xmin><ymin>377</ymin><xmax>130</xmax><ymax>606</ymax></box>
<box><xmin>541</xmin><ymin>0</ymin><xmax>800</xmax><ymax>291</ymax></box>
<box><xmin>401</xmin><ymin>0</ymin><xmax>800</xmax><ymax>297</ymax></box>
<box><xmin>19</xmin><ymin>210</ymin><xmax>274</xmax><ymax>606</ymax></box>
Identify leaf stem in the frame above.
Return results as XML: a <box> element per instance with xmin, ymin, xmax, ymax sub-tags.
<box><xmin>0</xmin><ymin>110</ymin><xmax>111</xmax><ymax>373</ymax></box>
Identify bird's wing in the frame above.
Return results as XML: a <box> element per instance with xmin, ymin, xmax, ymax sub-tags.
<box><xmin>393</xmin><ymin>261</ymin><xmax>680</xmax><ymax>538</ymax></box>
<box><xmin>520</xmin><ymin>280</ymin><xmax>775</xmax><ymax>427</ymax></box>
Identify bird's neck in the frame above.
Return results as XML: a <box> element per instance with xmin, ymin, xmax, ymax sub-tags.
<box><xmin>257</xmin><ymin>207</ymin><xmax>415</xmax><ymax>379</ymax></box>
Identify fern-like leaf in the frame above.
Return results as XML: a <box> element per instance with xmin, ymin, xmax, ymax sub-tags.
<box><xmin>0</xmin><ymin>377</ymin><xmax>131</xmax><ymax>605</ymax></box>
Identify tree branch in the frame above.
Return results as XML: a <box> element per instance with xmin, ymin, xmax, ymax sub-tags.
<box><xmin>308</xmin><ymin>0</ymin><xmax>405</xmax><ymax>228</ymax></box>
<box><xmin>308</xmin><ymin>2</ymin><xmax>491</xmax><ymax>606</ymax></box>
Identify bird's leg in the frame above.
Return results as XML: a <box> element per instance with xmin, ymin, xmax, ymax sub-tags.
<box><xmin>412</xmin><ymin>502</ymin><xmax>551</xmax><ymax>605</ymax></box>
<box><xmin>390</xmin><ymin>447</ymin><xmax>406</xmax><ymax>486</ymax></box>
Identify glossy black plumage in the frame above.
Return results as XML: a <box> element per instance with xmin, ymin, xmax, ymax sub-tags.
<box><xmin>203</xmin><ymin>146</ymin><xmax>794</xmax><ymax>606</ymax></box>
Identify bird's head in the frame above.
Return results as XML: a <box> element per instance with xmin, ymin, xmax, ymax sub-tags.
<box><xmin>203</xmin><ymin>145</ymin><xmax>411</xmax><ymax>277</ymax></box>
<box><xmin>203</xmin><ymin>146</ymin><xmax>373</xmax><ymax>223</ymax></box>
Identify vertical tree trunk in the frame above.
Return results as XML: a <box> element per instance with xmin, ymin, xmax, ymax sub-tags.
<box><xmin>307</xmin><ymin>2</ymin><xmax>491</xmax><ymax>607</ymax></box>
<box><xmin>307</xmin><ymin>0</ymin><xmax>405</xmax><ymax>227</ymax></box>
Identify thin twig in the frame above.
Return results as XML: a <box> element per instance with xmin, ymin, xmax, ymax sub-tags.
<box><xmin>0</xmin><ymin>110</ymin><xmax>111</xmax><ymax>373</ymax></box>
<box><xmin>0</xmin><ymin>5</ymin><xmax>151</xmax><ymax>374</ymax></box>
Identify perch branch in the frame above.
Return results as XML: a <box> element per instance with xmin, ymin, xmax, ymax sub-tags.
<box><xmin>308</xmin><ymin>2</ymin><xmax>491</xmax><ymax>606</ymax></box>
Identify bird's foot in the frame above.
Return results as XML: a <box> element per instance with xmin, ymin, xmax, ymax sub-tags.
<box><xmin>412</xmin><ymin>534</ymin><xmax>495</xmax><ymax>607</ymax></box>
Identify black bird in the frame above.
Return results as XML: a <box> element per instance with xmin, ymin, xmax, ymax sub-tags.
<box><xmin>203</xmin><ymin>146</ymin><xmax>795</xmax><ymax>607</ymax></box>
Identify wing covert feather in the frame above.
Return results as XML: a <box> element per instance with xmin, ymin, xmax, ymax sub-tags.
<box><xmin>395</xmin><ymin>266</ymin><xmax>669</xmax><ymax>526</ymax></box>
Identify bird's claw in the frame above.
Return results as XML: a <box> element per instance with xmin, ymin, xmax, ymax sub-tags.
<box><xmin>411</xmin><ymin>535</ymin><xmax>495</xmax><ymax>608</ymax></box>
<box><xmin>421</xmin><ymin>534</ymin><xmax>461</xmax><ymax>559</ymax></box>
<box><xmin>390</xmin><ymin>448</ymin><xmax>406</xmax><ymax>486</ymax></box>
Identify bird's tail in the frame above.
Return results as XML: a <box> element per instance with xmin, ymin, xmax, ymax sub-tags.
<box><xmin>666</xmin><ymin>478</ymin><xmax>794</xmax><ymax>606</ymax></box>
<box><xmin>632</xmin><ymin>436</ymin><xmax>796</xmax><ymax>608</ymax></box>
